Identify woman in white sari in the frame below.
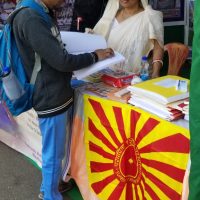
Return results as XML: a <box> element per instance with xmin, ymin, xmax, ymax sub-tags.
<box><xmin>92</xmin><ymin>0</ymin><xmax>164</xmax><ymax>78</ymax></box>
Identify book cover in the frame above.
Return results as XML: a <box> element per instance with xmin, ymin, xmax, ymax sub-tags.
<box><xmin>167</xmin><ymin>98</ymin><xmax>189</xmax><ymax>111</ymax></box>
<box><xmin>101</xmin><ymin>69</ymin><xmax>137</xmax><ymax>88</ymax></box>
<box><xmin>127</xmin><ymin>75</ymin><xmax>189</xmax><ymax>105</ymax></box>
<box><xmin>83</xmin><ymin>82</ymin><xmax>118</xmax><ymax>98</ymax></box>
<box><xmin>107</xmin><ymin>87</ymin><xmax>131</xmax><ymax>103</ymax></box>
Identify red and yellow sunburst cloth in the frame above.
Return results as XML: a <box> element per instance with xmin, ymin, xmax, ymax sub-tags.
<box><xmin>84</xmin><ymin>95</ymin><xmax>190</xmax><ymax>200</ymax></box>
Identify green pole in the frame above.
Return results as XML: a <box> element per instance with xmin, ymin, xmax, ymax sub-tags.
<box><xmin>189</xmin><ymin>0</ymin><xmax>200</xmax><ymax>199</ymax></box>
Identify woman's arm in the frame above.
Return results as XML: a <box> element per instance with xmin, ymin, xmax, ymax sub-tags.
<box><xmin>151</xmin><ymin>39</ymin><xmax>164</xmax><ymax>78</ymax></box>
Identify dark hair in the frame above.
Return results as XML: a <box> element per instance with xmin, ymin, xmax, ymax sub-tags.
<box><xmin>139</xmin><ymin>0</ymin><xmax>143</xmax><ymax>8</ymax></box>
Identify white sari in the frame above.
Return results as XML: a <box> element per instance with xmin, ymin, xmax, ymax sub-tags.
<box><xmin>93</xmin><ymin>0</ymin><xmax>164</xmax><ymax>73</ymax></box>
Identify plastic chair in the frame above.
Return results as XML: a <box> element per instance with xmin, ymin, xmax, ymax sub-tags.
<box><xmin>164</xmin><ymin>43</ymin><xmax>189</xmax><ymax>75</ymax></box>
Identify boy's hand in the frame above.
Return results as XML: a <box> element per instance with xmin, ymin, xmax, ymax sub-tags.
<box><xmin>95</xmin><ymin>48</ymin><xmax>114</xmax><ymax>61</ymax></box>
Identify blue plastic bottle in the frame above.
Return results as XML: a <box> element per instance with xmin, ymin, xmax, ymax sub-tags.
<box><xmin>140</xmin><ymin>56</ymin><xmax>149</xmax><ymax>81</ymax></box>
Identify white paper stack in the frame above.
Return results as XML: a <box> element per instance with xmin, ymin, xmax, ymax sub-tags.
<box><xmin>128</xmin><ymin>94</ymin><xmax>184</xmax><ymax>121</ymax></box>
<box><xmin>127</xmin><ymin>76</ymin><xmax>189</xmax><ymax>121</ymax></box>
<box><xmin>182</xmin><ymin>99</ymin><xmax>189</xmax><ymax>121</ymax></box>
<box><xmin>60</xmin><ymin>31</ymin><xmax>107</xmax><ymax>54</ymax></box>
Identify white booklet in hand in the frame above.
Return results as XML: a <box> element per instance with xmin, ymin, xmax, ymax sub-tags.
<box><xmin>60</xmin><ymin>31</ymin><xmax>125</xmax><ymax>80</ymax></box>
<box><xmin>60</xmin><ymin>31</ymin><xmax>107</xmax><ymax>54</ymax></box>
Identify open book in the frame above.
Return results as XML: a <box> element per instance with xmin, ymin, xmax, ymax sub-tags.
<box><xmin>60</xmin><ymin>31</ymin><xmax>125</xmax><ymax>80</ymax></box>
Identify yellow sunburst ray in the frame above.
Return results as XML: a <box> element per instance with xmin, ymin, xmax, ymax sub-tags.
<box><xmin>140</xmin><ymin>181</ymin><xmax>145</xmax><ymax>199</ymax></box>
<box><xmin>85</xmin><ymin>98</ymin><xmax>121</xmax><ymax>147</ymax></box>
<box><xmin>89</xmin><ymin>169</ymin><xmax>114</xmax><ymax>183</ymax></box>
<box><xmin>85</xmin><ymin>116</ymin><xmax>118</xmax><ymax>149</ymax></box>
<box><xmin>144</xmin><ymin>191</ymin><xmax>152</xmax><ymax>200</ymax></box>
<box><xmin>85</xmin><ymin>128</ymin><xmax>116</xmax><ymax>155</ymax></box>
<box><xmin>141</xmin><ymin>152</ymin><xmax>189</xmax><ymax>170</ymax></box>
<box><xmin>137</xmin><ymin>184</ymin><xmax>143</xmax><ymax>200</ymax></box>
<box><xmin>143</xmin><ymin>175</ymin><xmax>170</xmax><ymax>200</ymax></box>
<box><xmin>97</xmin><ymin>178</ymin><xmax>121</xmax><ymax>200</ymax></box>
<box><xmin>120</xmin><ymin>184</ymin><xmax>126</xmax><ymax>200</ymax></box>
<box><xmin>134</xmin><ymin>109</ymin><xmax>154</xmax><ymax>140</ymax></box>
<box><xmin>101</xmin><ymin>103</ymin><xmax>126</xmax><ymax>143</ymax></box>
<box><xmin>111</xmin><ymin>106</ymin><xmax>135</xmax><ymax>142</ymax></box>
<box><xmin>85</xmin><ymin>150</ymin><xmax>114</xmax><ymax>164</ymax></box>
<box><xmin>142</xmin><ymin>164</ymin><xmax>183</xmax><ymax>195</ymax></box>
<box><xmin>137</xmin><ymin>123</ymin><xmax>189</xmax><ymax>150</ymax></box>
<box><xmin>133</xmin><ymin>184</ymin><xmax>141</xmax><ymax>199</ymax></box>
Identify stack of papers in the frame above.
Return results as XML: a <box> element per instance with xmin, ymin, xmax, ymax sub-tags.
<box><xmin>127</xmin><ymin>75</ymin><xmax>190</xmax><ymax>121</ymax></box>
<box><xmin>182</xmin><ymin>99</ymin><xmax>189</xmax><ymax>121</ymax></box>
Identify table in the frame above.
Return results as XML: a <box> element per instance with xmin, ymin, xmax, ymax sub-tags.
<box><xmin>0</xmin><ymin>88</ymin><xmax>190</xmax><ymax>200</ymax></box>
<box><xmin>70</xmin><ymin>88</ymin><xmax>190</xmax><ymax>200</ymax></box>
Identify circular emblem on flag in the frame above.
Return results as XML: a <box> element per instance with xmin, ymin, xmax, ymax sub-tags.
<box><xmin>114</xmin><ymin>138</ymin><xmax>142</xmax><ymax>184</ymax></box>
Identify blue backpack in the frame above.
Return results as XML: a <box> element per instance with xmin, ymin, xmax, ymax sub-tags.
<box><xmin>0</xmin><ymin>0</ymin><xmax>51</xmax><ymax>116</ymax></box>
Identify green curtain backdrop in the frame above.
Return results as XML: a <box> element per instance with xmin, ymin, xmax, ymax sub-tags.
<box><xmin>189</xmin><ymin>0</ymin><xmax>200</xmax><ymax>199</ymax></box>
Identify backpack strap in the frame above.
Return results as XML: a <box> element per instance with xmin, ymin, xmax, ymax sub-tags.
<box><xmin>7</xmin><ymin>0</ymin><xmax>52</xmax><ymax>85</ymax></box>
<box><xmin>16</xmin><ymin>0</ymin><xmax>51</xmax><ymax>26</ymax></box>
<box><xmin>17</xmin><ymin>1</ymin><xmax>52</xmax><ymax>85</ymax></box>
<box><xmin>6</xmin><ymin>7</ymin><xmax>26</xmax><ymax>25</ymax></box>
<box><xmin>30</xmin><ymin>53</ymin><xmax>41</xmax><ymax>84</ymax></box>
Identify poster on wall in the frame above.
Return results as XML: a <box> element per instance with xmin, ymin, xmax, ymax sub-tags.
<box><xmin>54</xmin><ymin>0</ymin><xmax>75</xmax><ymax>31</ymax></box>
<box><xmin>149</xmin><ymin>0</ymin><xmax>185</xmax><ymax>25</ymax></box>
<box><xmin>0</xmin><ymin>0</ymin><xmax>16</xmax><ymax>29</ymax></box>
<box><xmin>0</xmin><ymin>0</ymin><xmax>75</xmax><ymax>31</ymax></box>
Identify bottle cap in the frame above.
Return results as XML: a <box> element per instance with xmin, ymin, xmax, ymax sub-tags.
<box><xmin>2</xmin><ymin>66</ymin><xmax>10</xmax><ymax>75</ymax></box>
<box><xmin>141</xmin><ymin>56</ymin><xmax>148</xmax><ymax>61</ymax></box>
<box><xmin>140</xmin><ymin>74</ymin><xmax>149</xmax><ymax>81</ymax></box>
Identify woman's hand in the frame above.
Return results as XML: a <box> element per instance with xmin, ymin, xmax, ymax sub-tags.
<box><xmin>151</xmin><ymin>70</ymin><xmax>160</xmax><ymax>79</ymax></box>
<box><xmin>85</xmin><ymin>28</ymin><xmax>94</xmax><ymax>34</ymax></box>
<box><xmin>151</xmin><ymin>40</ymin><xmax>164</xmax><ymax>79</ymax></box>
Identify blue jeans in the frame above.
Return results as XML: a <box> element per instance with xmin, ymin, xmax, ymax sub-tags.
<box><xmin>39</xmin><ymin>107</ymin><xmax>72</xmax><ymax>200</ymax></box>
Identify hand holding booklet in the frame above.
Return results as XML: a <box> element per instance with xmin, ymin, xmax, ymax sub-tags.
<box><xmin>60</xmin><ymin>31</ymin><xmax>125</xmax><ymax>80</ymax></box>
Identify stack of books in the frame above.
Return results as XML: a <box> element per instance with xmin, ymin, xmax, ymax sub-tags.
<box><xmin>182</xmin><ymin>99</ymin><xmax>189</xmax><ymax>121</ymax></box>
<box><xmin>168</xmin><ymin>98</ymin><xmax>189</xmax><ymax>121</ymax></box>
<box><xmin>127</xmin><ymin>75</ymin><xmax>190</xmax><ymax>121</ymax></box>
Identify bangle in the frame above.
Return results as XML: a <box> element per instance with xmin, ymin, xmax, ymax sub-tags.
<box><xmin>91</xmin><ymin>52</ymin><xmax>99</xmax><ymax>63</ymax></box>
<box><xmin>152</xmin><ymin>59</ymin><xmax>163</xmax><ymax>66</ymax></box>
